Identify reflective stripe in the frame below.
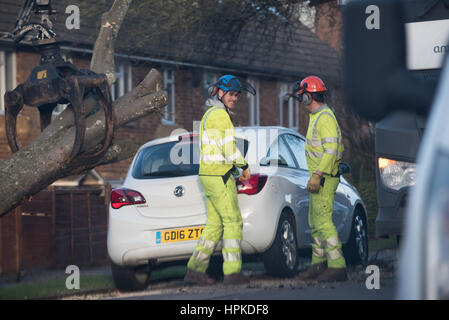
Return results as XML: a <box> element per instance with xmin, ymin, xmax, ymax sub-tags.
<box><xmin>226</xmin><ymin>150</ymin><xmax>243</xmax><ymax>162</ymax></box>
<box><xmin>200</xmin><ymin>154</ymin><xmax>226</xmax><ymax>162</ymax></box>
<box><xmin>223</xmin><ymin>239</ymin><xmax>241</xmax><ymax>249</ymax></box>
<box><xmin>218</xmin><ymin>135</ymin><xmax>235</xmax><ymax>147</ymax></box>
<box><xmin>307</xmin><ymin>108</ymin><xmax>344</xmax><ymax>161</ymax></box>
<box><xmin>198</xmin><ymin>238</ymin><xmax>217</xmax><ymax>251</ymax></box>
<box><xmin>306</xmin><ymin>149</ymin><xmax>323</xmax><ymax>158</ymax></box>
<box><xmin>201</xmin><ymin>104</ymin><xmax>241</xmax><ymax>166</ymax></box>
<box><xmin>323</xmin><ymin>148</ymin><xmax>339</xmax><ymax>157</ymax></box>
<box><xmin>202</xmin><ymin>106</ymin><xmax>225</xmax><ymax>131</ymax></box>
<box><xmin>321</xmin><ymin>137</ymin><xmax>339</xmax><ymax>144</ymax></box>
<box><xmin>192</xmin><ymin>250</ymin><xmax>211</xmax><ymax>264</ymax></box>
<box><xmin>306</xmin><ymin>138</ymin><xmax>321</xmax><ymax>148</ymax></box>
<box><xmin>313</xmin><ymin>247</ymin><xmax>325</xmax><ymax>258</ymax></box>
<box><xmin>200</xmin><ymin>105</ymin><xmax>226</xmax><ymax>154</ymax></box>
<box><xmin>312</xmin><ymin>112</ymin><xmax>333</xmax><ymax>143</ymax></box>
<box><xmin>313</xmin><ymin>237</ymin><xmax>324</xmax><ymax>248</ymax></box>
<box><xmin>325</xmin><ymin>235</ymin><xmax>341</xmax><ymax>248</ymax></box>
<box><xmin>202</xmin><ymin>132</ymin><xmax>235</xmax><ymax>148</ymax></box>
<box><xmin>307</xmin><ymin>137</ymin><xmax>339</xmax><ymax>147</ymax></box>
<box><xmin>223</xmin><ymin>251</ymin><xmax>242</xmax><ymax>262</ymax></box>
<box><xmin>326</xmin><ymin>248</ymin><xmax>344</xmax><ymax>261</ymax></box>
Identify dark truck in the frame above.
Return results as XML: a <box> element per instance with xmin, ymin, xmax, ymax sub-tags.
<box><xmin>343</xmin><ymin>0</ymin><xmax>448</xmax><ymax>238</ymax></box>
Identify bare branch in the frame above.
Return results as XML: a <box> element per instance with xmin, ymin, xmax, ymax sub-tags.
<box><xmin>91</xmin><ymin>0</ymin><xmax>133</xmax><ymax>83</ymax></box>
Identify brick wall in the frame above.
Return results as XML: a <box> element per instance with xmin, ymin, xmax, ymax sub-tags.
<box><xmin>0</xmin><ymin>50</ymin><xmax>42</xmax><ymax>160</ymax></box>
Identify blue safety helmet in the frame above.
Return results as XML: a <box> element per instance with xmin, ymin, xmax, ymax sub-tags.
<box><xmin>208</xmin><ymin>75</ymin><xmax>256</xmax><ymax>97</ymax></box>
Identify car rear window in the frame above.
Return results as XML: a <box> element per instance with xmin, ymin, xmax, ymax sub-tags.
<box><xmin>132</xmin><ymin>136</ymin><xmax>249</xmax><ymax>179</ymax></box>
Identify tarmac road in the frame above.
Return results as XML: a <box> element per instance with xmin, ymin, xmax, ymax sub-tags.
<box><xmin>115</xmin><ymin>272</ymin><xmax>396</xmax><ymax>300</ymax></box>
<box><xmin>70</xmin><ymin>248</ymin><xmax>398</xmax><ymax>300</ymax></box>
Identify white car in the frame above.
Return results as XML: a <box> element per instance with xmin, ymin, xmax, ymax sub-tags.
<box><xmin>107</xmin><ymin>126</ymin><xmax>368</xmax><ymax>291</ymax></box>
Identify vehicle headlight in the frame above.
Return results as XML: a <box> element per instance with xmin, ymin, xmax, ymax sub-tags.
<box><xmin>378</xmin><ymin>157</ymin><xmax>416</xmax><ymax>191</ymax></box>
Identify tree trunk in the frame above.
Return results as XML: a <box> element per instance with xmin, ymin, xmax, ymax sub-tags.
<box><xmin>0</xmin><ymin>0</ymin><xmax>167</xmax><ymax>217</ymax></box>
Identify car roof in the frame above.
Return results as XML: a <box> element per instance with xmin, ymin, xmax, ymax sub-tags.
<box><xmin>137</xmin><ymin>126</ymin><xmax>305</xmax><ymax>151</ymax></box>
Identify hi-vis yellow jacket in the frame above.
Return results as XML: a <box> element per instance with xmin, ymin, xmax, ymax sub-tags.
<box><xmin>305</xmin><ymin>105</ymin><xmax>344</xmax><ymax>176</ymax></box>
<box><xmin>199</xmin><ymin>99</ymin><xmax>248</xmax><ymax>176</ymax></box>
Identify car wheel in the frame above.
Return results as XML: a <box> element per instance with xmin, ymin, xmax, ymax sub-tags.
<box><xmin>344</xmin><ymin>209</ymin><xmax>369</xmax><ymax>265</ymax></box>
<box><xmin>262</xmin><ymin>212</ymin><xmax>298</xmax><ymax>277</ymax></box>
<box><xmin>111</xmin><ymin>261</ymin><xmax>151</xmax><ymax>292</ymax></box>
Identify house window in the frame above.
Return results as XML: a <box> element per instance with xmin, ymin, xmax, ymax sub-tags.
<box><xmin>279</xmin><ymin>82</ymin><xmax>299</xmax><ymax>131</ymax></box>
<box><xmin>248</xmin><ymin>77</ymin><xmax>260</xmax><ymax>126</ymax></box>
<box><xmin>162</xmin><ymin>69</ymin><xmax>176</xmax><ymax>124</ymax></box>
<box><xmin>0</xmin><ymin>51</ymin><xmax>17</xmax><ymax>114</ymax></box>
<box><xmin>111</xmin><ymin>61</ymin><xmax>132</xmax><ymax>101</ymax></box>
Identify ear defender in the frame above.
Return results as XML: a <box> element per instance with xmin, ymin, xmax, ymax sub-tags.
<box><xmin>208</xmin><ymin>85</ymin><xmax>218</xmax><ymax>97</ymax></box>
<box><xmin>302</xmin><ymin>92</ymin><xmax>312</xmax><ymax>105</ymax></box>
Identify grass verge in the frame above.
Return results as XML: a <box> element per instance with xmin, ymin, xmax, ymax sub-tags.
<box><xmin>0</xmin><ymin>274</ymin><xmax>115</xmax><ymax>300</ymax></box>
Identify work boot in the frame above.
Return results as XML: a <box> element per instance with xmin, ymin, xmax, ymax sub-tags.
<box><xmin>298</xmin><ymin>262</ymin><xmax>327</xmax><ymax>281</ymax></box>
<box><xmin>223</xmin><ymin>272</ymin><xmax>250</xmax><ymax>285</ymax></box>
<box><xmin>316</xmin><ymin>268</ymin><xmax>348</xmax><ymax>282</ymax></box>
<box><xmin>184</xmin><ymin>269</ymin><xmax>216</xmax><ymax>285</ymax></box>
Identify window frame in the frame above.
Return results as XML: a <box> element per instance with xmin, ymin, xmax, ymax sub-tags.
<box><xmin>0</xmin><ymin>50</ymin><xmax>17</xmax><ymax>114</ymax></box>
<box><xmin>248</xmin><ymin>77</ymin><xmax>260</xmax><ymax>126</ymax></box>
<box><xmin>162</xmin><ymin>68</ymin><xmax>176</xmax><ymax>125</ymax></box>
<box><xmin>111</xmin><ymin>61</ymin><xmax>132</xmax><ymax>101</ymax></box>
<box><xmin>279</xmin><ymin>82</ymin><xmax>299</xmax><ymax>131</ymax></box>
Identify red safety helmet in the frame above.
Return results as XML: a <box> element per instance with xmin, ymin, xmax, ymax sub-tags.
<box><xmin>289</xmin><ymin>76</ymin><xmax>327</xmax><ymax>105</ymax></box>
<box><xmin>294</xmin><ymin>76</ymin><xmax>327</xmax><ymax>95</ymax></box>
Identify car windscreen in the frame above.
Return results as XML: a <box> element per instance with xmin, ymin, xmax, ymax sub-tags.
<box><xmin>132</xmin><ymin>137</ymin><xmax>248</xmax><ymax>179</ymax></box>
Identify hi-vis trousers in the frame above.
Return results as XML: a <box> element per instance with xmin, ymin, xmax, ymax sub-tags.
<box><xmin>187</xmin><ymin>175</ymin><xmax>243</xmax><ymax>275</ymax></box>
<box><xmin>309</xmin><ymin>175</ymin><xmax>347</xmax><ymax>269</ymax></box>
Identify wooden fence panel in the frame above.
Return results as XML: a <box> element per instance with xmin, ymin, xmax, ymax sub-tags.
<box><xmin>90</xmin><ymin>191</ymin><xmax>109</xmax><ymax>264</ymax></box>
<box><xmin>72</xmin><ymin>192</ymin><xmax>90</xmax><ymax>265</ymax></box>
<box><xmin>0</xmin><ymin>211</ymin><xmax>18</xmax><ymax>274</ymax></box>
<box><xmin>53</xmin><ymin>192</ymin><xmax>72</xmax><ymax>268</ymax></box>
<box><xmin>0</xmin><ymin>186</ymin><xmax>111</xmax><ymax>275</ymax></box>
<box><xmin>20</xmin><ymin>191</ymin><xmax>52</xmax><ymax>269</ymax></box>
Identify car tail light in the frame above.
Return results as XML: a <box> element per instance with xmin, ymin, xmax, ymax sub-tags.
<box><xmin>235</xmin><ymin>174</ymin><xmax>268</xmax><ymax>195</ymax></box>
<box><xmin>110</xmin><ymin>188</ymin><xmax>146</xmax><ymax>209</ymax></box>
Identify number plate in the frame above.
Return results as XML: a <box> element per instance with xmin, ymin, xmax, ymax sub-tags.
<box><xmin>156</xmin><ymin>227</ymin><xmax>204</xmax><ymax>244</ymax></box>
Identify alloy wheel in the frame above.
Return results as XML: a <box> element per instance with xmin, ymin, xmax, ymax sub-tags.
<box><xmin>354</xmin><ymin>215</ymin><xmax>368</xmax><ymax>261</ymax></box>
<box><xmin>281</xmin><ymin>220</ymin><xmax>297</xmax><ymax>270</ymax></box>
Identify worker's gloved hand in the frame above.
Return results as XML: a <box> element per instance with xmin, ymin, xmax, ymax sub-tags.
<box><xmin>307</xmin><ymin>173</ymin><xmax>321</xmax><ymax>193</ymax></box>
<box><xmin>239</xmin><ymin>168</ymin><xmax>251</xmax><ymax>182</ymax></box>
